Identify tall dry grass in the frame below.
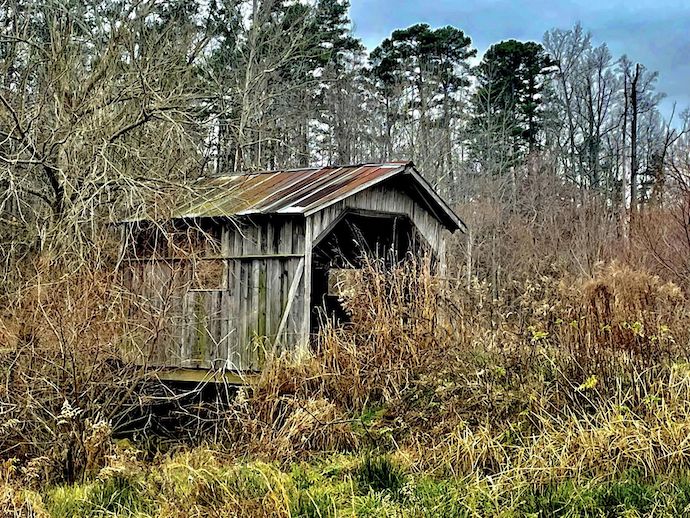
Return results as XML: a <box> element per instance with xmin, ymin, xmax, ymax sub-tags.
<box><xmin>2</xmin><ymin>214</ymin><xmax>690</xmax><ymax>514</ymax></box>
<box><xmin>0</xmin><ymin>252</ymin><xmax>160</xmax><ymax>485</ymax></box>
<box><xmin>224</xmin><ymin>255</ymin><xmax>690</xmax><ymax>482</ymax></box>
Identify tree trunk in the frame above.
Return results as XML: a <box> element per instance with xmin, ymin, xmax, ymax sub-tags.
<box><xmin>620</xmin><ymin>70</ymin><xmax>629</xmax><ymax>237</ymax></box>
<box><xmin>630</xmin><ymin>63</ymin><xmax>640</xmax><ymax>218</ymax></box>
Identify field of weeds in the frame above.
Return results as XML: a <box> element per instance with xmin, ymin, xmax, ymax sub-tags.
<box><xmin>3</xmin><ymin>256</ymin><xmax>690</xmax><ymax>517</ymax></box>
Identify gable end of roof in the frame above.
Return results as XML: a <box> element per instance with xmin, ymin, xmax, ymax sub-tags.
<box><xmin>121</xmin><ymin>161</ymin><xmax>466</xmax><ymax>233</ymax></box>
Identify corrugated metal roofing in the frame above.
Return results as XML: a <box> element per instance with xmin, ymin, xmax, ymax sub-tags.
<box><xmin>141</xmin><ymin>161</ymin><xmax>465</xmax><ymax>232</ymax></box>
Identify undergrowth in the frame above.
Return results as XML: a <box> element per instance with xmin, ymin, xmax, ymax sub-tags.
<box><xmin>3</xmin><ymin>258</ymin><xmax>690</xmax><ymax>516</ymax></box>
<box><xmin>8</xmin><ymin>451</ymin><xmax>690</xmax><ymax>517</ymax></box>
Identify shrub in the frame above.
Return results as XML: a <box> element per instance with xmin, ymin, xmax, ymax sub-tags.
<box><xmin>0</xmin><ymin>252</ymin><xmax>170</xmax><ymax>485</ymax></box>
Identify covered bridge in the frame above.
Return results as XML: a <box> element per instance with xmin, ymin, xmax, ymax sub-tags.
<box><xmin>120</xmin><ymin>161</ymin><xmax>465</xmax><ymax>381</ymax></box>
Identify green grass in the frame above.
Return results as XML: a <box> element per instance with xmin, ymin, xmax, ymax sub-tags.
<box><xmin>14</xmin><ymin>455</ymin><xmax>690</xmax><ymax>517</ymax></box>
<box><xmin>514</xmin><ymin>471</ymin><xmax>690</xmax><ymax>517</ymax></box>
<box><xmin>47</xmin><ymin>476</ymin><xmax>153</xmax><ymax>517</ymax></box>
<box><xmin>354</xmin><ymin>453</ymin><xmax>406</xmax><ymax>497</ymax></box>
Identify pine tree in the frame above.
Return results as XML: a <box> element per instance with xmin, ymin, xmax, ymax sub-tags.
<box><xmin>369</xmin><ymin>24</ymin><xmax>475</xmax><ymax>186</ymax></box>
<box><xmin>470</xmin><ymin>40</ymin><xmax>554</xmax><ymax>175</ymax></box>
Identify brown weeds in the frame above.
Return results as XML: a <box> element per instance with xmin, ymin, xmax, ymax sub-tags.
<box><xmin>231</xmin><ymin>255</ymin><xmax>690</xmax><ymax>487</ymax></box>
<box><xmin>0</xmin><ymin>257</ymin><xmax>155</xmax><ymax>484</ymax></box>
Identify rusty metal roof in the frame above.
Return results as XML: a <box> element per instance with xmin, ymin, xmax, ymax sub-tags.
<box><xmin>140</xmin><ymin>162</ymin><xmax>465</xmax><ymax>232</ymax></box>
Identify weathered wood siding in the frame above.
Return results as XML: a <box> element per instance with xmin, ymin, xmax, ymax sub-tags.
<box><xmin>123</xmin><ymin>176</ymin><xmax>452</xmax><ymax>372</ymax></box>
<box><xmin>123</xmin><ymin>216</ymin><xmax>307</xmax><ymax>371</ymax></box>
<box><xmin>308</xmin><ymin>182</ymin><xmax>448</xmax><ymax>259</ymax></box>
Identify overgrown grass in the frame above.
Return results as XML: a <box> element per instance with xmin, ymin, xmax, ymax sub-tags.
<box><xmin>47</xmin><ymin>477</ymin><xmax>152</xmax><ymax>518</ymax></box>
<box><xmin>4</xmin><ymin>259</ymin><xmax>690</xmax><ymax>516</ymax></box>
<box><xmin>9</xmin><ymin>453</ymin><xmax>690</xmax><ymax>517</ymax></box>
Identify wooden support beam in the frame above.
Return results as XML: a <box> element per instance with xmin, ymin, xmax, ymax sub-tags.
<box><xmin>274</xmin><ymin>257</ymin><xmax>305</xmax><ymax>348</ymax></box>
<box><xmin>122</xmin><ymin>253</ymin><xmax>303</xmax><ymax>262</ymax></box>
<box><xmin>300</xmin><ymin>223</ymin><xmax>313</xmax><ymax>355</ymax></box>
<box><xmin>154</xmin><ymin>367</ymin><xmax>256</xmax><ymax>385</ymax></box>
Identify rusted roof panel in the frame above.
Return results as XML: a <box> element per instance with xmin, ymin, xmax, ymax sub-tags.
<box><xmin>174</xmin><ymin>163</ymin><xmax>407</xmax><ymax>218</ymax></box>
<box><xmin>139</xmin><ymin>161</ymin><xmax>465</xmax><ymax>232</ymax></box>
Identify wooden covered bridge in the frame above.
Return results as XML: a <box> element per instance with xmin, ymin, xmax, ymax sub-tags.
<box><xmin>120</xmin><ymin>161</ymin><xmax>465</xmax><ymax>382</ymax></box>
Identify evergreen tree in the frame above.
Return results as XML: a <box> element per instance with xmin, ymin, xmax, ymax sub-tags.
<box><xmin>369</xmin><ymin>24</ymin><xmax>475</xmax><ymax>187</ymax></box>
<box><xmin>311</xmin><ymin>0</ymin><xmax>366</xmax><ymax>165</ymax></box>
<box><xmin>470</xmin><ymin>40</ymin><xmax>554</xmax><ymax>174</ymax></box>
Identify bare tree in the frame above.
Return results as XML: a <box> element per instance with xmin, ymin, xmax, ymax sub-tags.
<box><xmin>0</xmin><ymin>0</ymin><xmax>210</xmax><ymax>269</ymax></box>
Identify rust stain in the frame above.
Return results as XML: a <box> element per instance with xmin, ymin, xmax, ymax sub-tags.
<box><xmin>174</xmin><ymin>162</ymin><xmax>410</xmax><ymax>218</ymax></box>
<box><xmin>123</xmin><ymin>160</ymin><xmax>464</xmax><ymax>232</ymax></box>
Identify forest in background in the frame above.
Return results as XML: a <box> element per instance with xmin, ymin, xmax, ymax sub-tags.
<box><xmin>4</xmin><ymin>0</ymin><xmax>690</xmax><ymax>516</ymax></box>
<box><xmin>1</xmin><ymin>0</ymin><xmax>689</xmax><ymax>282</ymax></box>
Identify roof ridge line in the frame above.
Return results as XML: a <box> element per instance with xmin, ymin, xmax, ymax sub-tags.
<box><xmin>211</xmin><ymin>161</ymin><xmax>411</xmax><ymax>177</ymax></box>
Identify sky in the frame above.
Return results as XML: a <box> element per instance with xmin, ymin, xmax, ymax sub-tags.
<box><xmin>349</xmin><ymin>0</ymin><xmax>690</xmax><ymax>120</ymax></box>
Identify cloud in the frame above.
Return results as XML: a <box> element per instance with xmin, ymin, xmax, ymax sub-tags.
<box><xmin>350</xmin><ymin>0</ymin><xmax>690</xmax><ymax>116</ymax></box>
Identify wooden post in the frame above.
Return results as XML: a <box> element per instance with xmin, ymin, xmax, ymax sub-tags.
<box><xmin>299</xmin><ymin>220</ymin><xmax>313</xmax><ymax>358</ymax></box>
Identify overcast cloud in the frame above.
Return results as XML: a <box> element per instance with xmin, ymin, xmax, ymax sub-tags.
<box><xmin>349</xmin><ymin>0</ymin><xmax>690</xmax><ymax>119</ymax></box>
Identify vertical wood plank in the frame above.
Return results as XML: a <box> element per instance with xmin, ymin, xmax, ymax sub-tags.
<box><xmin>219</xmin><ymin>224</ymin><xmax>231</xmax><ymax>368</ymax></box>
<box><xmin>300</xmin><ymin>218</ymin><xmax>313</xmax><ymax>354</ymax></box>
<box><xmin>249</xmin><ymin>259</ymin><xmax>261</xmax><ymax>369</ymax></box>
<box><xmin>229</xmin><ymin>258</ymin><xmax>242</xmax><ymax>369</ymax></box>
<box><xmin>181</xmin><ymin>290</ymin><xmax>194</xmax><ymax>367</ymax></box>
<box><xmin>239</xmin><ymin>261</ymin><xmax>249</xmax><ymax>370</ymax></box>
<box><xmin>268</xmin><ymin>258</ymin><xmax>282</xmax><ymax>345</ymax></box>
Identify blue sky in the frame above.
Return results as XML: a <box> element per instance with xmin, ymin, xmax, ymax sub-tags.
<box><xmin>349</xmin><ymin>0</ymin><xmax>690</xmax><ymax>119</ymax></box>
